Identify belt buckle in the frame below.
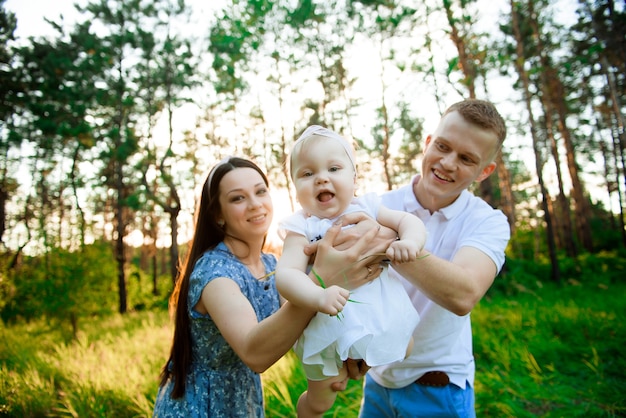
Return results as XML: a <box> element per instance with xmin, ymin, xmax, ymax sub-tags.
<box><xmin>415</xmin><ymin>371</ymin><xmax>450</xmax><ymax>387</ymax></box>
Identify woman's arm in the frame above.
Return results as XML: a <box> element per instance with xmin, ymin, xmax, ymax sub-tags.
<box><xmin>201</xmin><ymin>278</ymin><xmax>314</xmax><ymax>373</ymax></box>
<box><xmin>200</xmin><ymin>225</ymin><xmax>386</xmax><ymax>376</ymax></box>
<box><xmin>199</xmin><ymin>223</ymin><xmax>385</xmax><ymax>374</ymax></box>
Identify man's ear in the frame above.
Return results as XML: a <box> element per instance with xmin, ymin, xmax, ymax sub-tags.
<box><xmin>423</xmin><ymin>134</ymin><xmax>433</xmax><ymax>152</ymax></box>
<box><xmin>476</xmin><ymin>162</ymin><xmax>497</xmax><ymax>182</ymax></box>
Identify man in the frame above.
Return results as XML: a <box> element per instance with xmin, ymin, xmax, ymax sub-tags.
<box><xmin>360</xmin><ymin>99</ymin><xmax>510</xmax><ymax>417</ymax></box>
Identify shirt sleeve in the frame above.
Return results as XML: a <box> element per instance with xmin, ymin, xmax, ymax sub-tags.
<box><xmin>459</xmin><ymin>208</ymin><xmax>510</xmax><ymax>274</ymax></box>
<box><xmin>277</xmin><ymin>210</ymin><xmax>307</xmax><ymax>241</ymax></box>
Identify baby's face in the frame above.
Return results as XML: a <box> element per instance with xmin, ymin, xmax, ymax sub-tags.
<box><xmin>291</xmin><ymin>136</ymin><xmax>356</xmax><ymax>219</ymax></box>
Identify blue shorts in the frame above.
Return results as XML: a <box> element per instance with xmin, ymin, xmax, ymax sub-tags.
<box><xmin>359</xmin><ymin>373</ymin><xmax>475</xmax><ymax>418</ymax></box>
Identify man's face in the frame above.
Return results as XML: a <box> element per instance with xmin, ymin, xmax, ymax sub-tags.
<box><xmin>416</xmin><ymin>110</ymin><xmax>498</xmax><ymax>211</ymax></box>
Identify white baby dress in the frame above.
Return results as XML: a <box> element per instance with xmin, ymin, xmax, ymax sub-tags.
<box><xmin>278</xmin><ymin>193</ymin><xmax>420</xmax><ymax>380</ymax></box>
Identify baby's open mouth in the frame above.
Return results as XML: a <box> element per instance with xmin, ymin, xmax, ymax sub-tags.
<box><xmin>317</xmin><ymin>192</ymin><xmax>334</xmax><ymax>202</ymax></box>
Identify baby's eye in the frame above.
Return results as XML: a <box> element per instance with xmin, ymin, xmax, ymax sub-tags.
<box><xmin>329</xmin><ymin>166</ymin><xmax>340</xmax><ymax>172</ymax></box>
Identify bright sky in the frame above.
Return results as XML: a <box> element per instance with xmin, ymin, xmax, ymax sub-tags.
<box><xmin>5</xmin><ymin>0</ymin><xmax>80</xmax><ymax>37</ymax></box>
<box><xmin>6</xmin><ymin>0</ymin><xmax>613</xmax><ymax>249</ymax></box>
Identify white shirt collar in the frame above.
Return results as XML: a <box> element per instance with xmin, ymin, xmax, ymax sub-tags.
<box><xmin>406</xmin><ymin>174</ymin><xmax>470</xmax><ymax>220</ymax></box>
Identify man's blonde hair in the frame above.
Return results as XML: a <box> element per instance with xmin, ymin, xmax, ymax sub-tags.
<box><xmin>444</xmin><ymin>99</ymin><xmax>507</xmax><ymax>150</ymax></box>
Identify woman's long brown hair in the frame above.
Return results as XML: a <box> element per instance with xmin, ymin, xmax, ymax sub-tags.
<box><xmin>158</xmin><ymin>157</ymin><xmax>270</xmax><ymax>399</ymax></box>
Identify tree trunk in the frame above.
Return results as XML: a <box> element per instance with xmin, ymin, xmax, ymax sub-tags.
<box><xmin>169</xmin><ymin>209</ymin><xmax>180</xmax><ymax>287</ymax></box>
<box><xmin>115</xmin><ymin>158</ymin><xmax>127</xmax><ymax>314</ymax></box>
<box><xmin>152</xmin><ymin>251</ymin><xmax>158</xmax><ymax>296</ymax></box>
<box><xmin>597</xmin><ymin>55</ymin><xmax>626</xmax><ymax>247</ymax></box>
<box><xmin>510</xmin><ymin>0</ymin><xmax>560</xmax><ymax>282</ymax></box>
<box><xmin>527</xmin><ymin>0</ymin><xmax>593</xmax><ymax>252</ymax></box>
<box><xmin>539</xmin><ymin>93</ymin><xmax>577</xmax><ymax>257</ymax></box>
<box><xmin>495</xmin><ymin>151</ymin><xmax>516</xmax><ymax>233</ymax></box>
<box><xmin>442</xmin><ymin>0</ymin><xmax>497</xmax><ymax>206</ymax></box>
<box><xmin>605</xmin><ymin>122</ymin><xmax>626</xmax><ymax>247</ymax></box>
<box><xmin>0</xmin><ymin>185</ymin><xmax>6</xmax><ymax>246</ymax></box>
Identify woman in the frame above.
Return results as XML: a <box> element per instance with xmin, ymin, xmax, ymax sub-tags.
<box><xmin>153</xmin><ymin>157</ymin><xmax>379</xmax><ymax>417</ymax></box>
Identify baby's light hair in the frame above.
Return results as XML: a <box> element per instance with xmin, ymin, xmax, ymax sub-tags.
<box><xmin>289</xmin><ymin>125</ymin><xmax>356</xmax><ymax>178</ymax></box>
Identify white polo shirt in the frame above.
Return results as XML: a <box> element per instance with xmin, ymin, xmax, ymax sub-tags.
<box><xmin>369</xmin><ymin>175</ymin><xmax>510</xmax><ymax>389</ymax></box>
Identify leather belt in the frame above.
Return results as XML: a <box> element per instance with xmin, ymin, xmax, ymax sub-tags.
<box><xmin>415</xmin><ymin>371</ymin><xmax>450</xmax><ymax>387</ymax></box>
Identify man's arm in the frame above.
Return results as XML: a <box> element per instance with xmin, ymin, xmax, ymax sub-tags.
<box><xmin>392</xmin><ymin>246</ymin><xmax>498</xmax><ymax>316</ymax></box>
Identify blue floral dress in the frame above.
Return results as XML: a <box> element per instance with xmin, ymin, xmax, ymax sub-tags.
<box><xmin>153</xmin><ymin>242</ymin><xmax>280</xmax><ymax>418</ymax></box>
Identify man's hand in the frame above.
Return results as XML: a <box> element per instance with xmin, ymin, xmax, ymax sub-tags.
<box><xmin>344</xmin><ymin>358</ymin><xmax>370</xmax><ymax>380</ymax></box>
<box><xmin>330</xmin><ymin>359</ymin><xmax>371</xmax><ymax>392</ymax></box>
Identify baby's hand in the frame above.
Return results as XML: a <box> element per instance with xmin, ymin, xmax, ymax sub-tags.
<box><xmin>317</xmin><ymin>285</ymin><xmax>349</xmax><ymax>315</ymax></box>
<box><xmin>386</xmin><ymin>239</ymin><xmax>421</xmax><ymax>263</ymax></box>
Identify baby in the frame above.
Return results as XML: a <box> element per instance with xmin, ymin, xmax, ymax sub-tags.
<box><xmin>275</xmin><ymin>125</ymin><xmax>425</xmax><ymax>417</ymax></box>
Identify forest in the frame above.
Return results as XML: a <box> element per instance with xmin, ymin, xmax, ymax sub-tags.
<box><xmin>0</xmin><ymin>0</ymin><xmax>624</xmax><ymax>416</ymax></box>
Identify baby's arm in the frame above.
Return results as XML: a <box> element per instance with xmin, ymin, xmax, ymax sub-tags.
<box><xmin>377</xmin><ymin>206</ymin><xmax>427</xmax><ymax>263</ymax></box>
<box><xmin>276</xmin><ymin>231</ymin><xmax>350</xmax><ymax>315</ymax></box>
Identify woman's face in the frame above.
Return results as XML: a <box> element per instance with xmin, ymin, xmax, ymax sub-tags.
<box><xmin>218</xmin><ymin>167</ymin><xmax>273</xmax><ymax>240</ymax></box>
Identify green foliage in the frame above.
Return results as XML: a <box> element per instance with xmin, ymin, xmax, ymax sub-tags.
<box><xmin>474</xmin><ymin>277</ymin><xmax>626</xmax><ymax>417</ymax></box>
<box><xmin>494</xmin><ymin>249</ymin><xmax>626</xmax><ymax>297</ymax></box>
<box><xmin>0</xmin><ymin>242</ymin><xmax>118</xmax><ymax>336</ymax></box>
<box><xmin>0</xmin><ymin>310</ymin><xmax>170</xmax><ymax>417</ymax></box>
<box><xmin>1</xmin><ymin>273</ymin><xmax>623</xmax><ymax>416</ymax></box>
<box><xmin>263</xmin><ymin>350</ymin><xmax>363</xmax><ymax>417</ymax></box>
<box><xmin>559</xmin><ymin>250</ymin><xmax>626</xmax><ymax>284</ymax></box>
<box><xmin>125</xmin><ymin>264</ymin><xmax>172</xmax><ymax>312</ymax></box>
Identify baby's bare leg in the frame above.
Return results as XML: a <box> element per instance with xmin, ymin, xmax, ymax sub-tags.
<box><xmin>297</xmin><ymin>365</ymin><xmax>348</xmax><ymax>418</ymax></box>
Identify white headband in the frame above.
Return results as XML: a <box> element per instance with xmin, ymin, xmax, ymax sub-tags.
<box><xmin>292</xmin><ymin>125</ymin><xmax>356</xmax><ymax>174</ymax></box>
<box><xmin>207</xmin><ymin>156</ymin><xmax>234</xmax><ymax>190</ymax></box>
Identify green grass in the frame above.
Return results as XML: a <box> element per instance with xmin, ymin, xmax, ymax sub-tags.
<box><xmin>1</xmin><ymin>279</ymin><xmax>624</xmax><ymax>417</ymax></box>
<box><xmin>474</xmin><ymin>279</ymin><xmax>626</xmax><ymax>417</ymax></box>
<box><xmin>0</xmin><ymin>311</ymin><xmax>171</xmax><ymax>417</ymax></box>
